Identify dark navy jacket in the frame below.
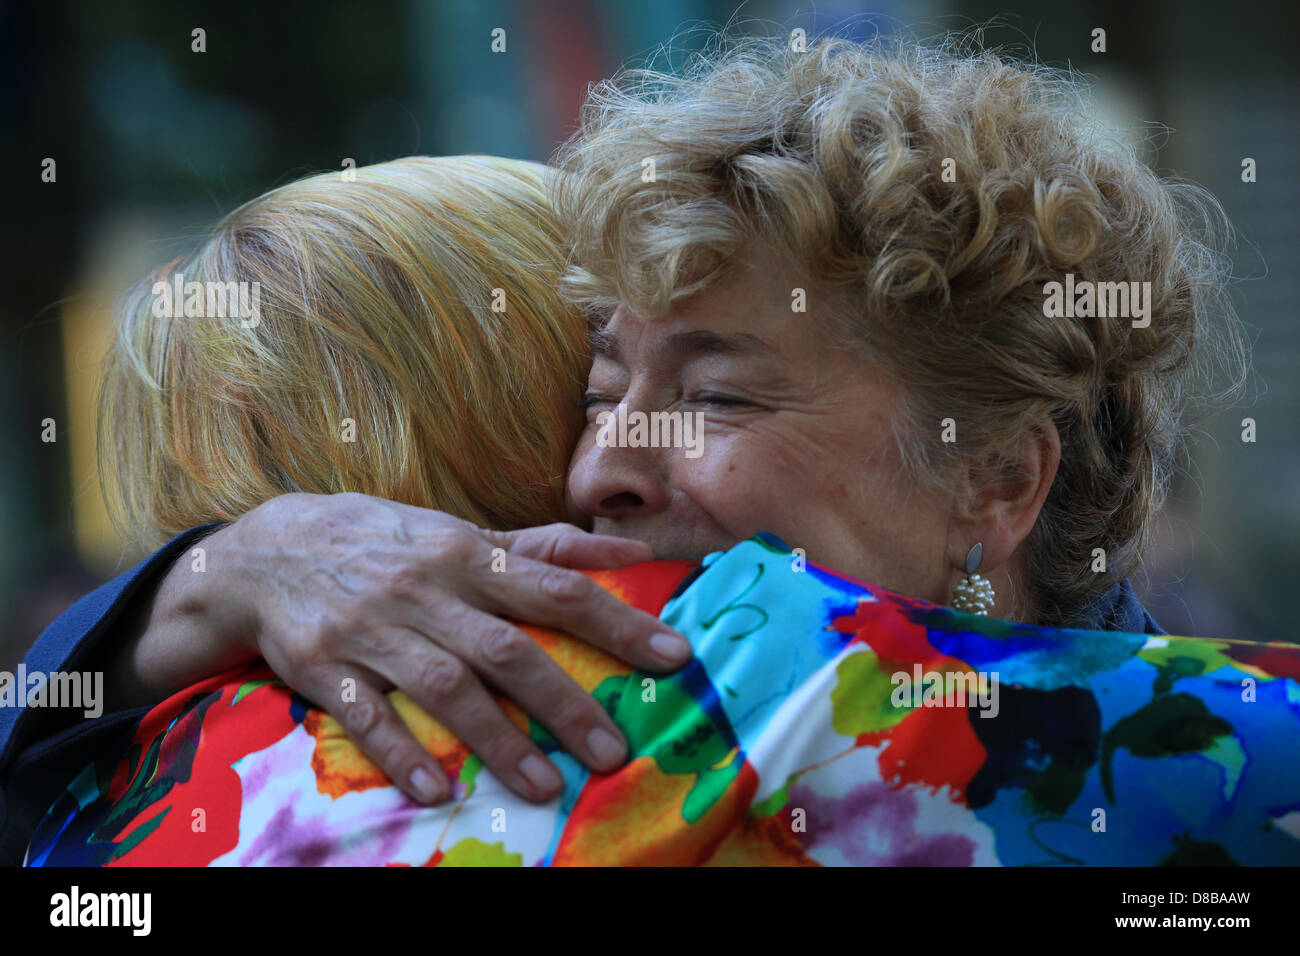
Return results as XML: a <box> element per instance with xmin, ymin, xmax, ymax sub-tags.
<box><xmin>0</xmin><ymin>527</ymin><xmax>1165</xmax><ymax>865</ymax></box>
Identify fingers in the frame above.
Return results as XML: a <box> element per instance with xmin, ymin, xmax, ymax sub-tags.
<box><xmin>496</xmin><ymin>523</ymin><xmax>655</xmax><ymax>570</ymax></box>
<box><xmin>366</xmin><ymin>627</ymin><xmax>577</xmax><ymax>802</ymax></box>
<box><xmin>313</xmin><ymin>667</ymin><xmax>454</xmax><ymax>806</ymax></box>
<box><xmin>468</xmin><ymin>551</ymin><xmax>693</xmax><ymax>673</ymax></box>
<box><xmin>429</xmin><ymin>605</ymin><xmax>632</xmax><ymax>772</ymax></box>
<box><xmin>241</xmin><ymin>501</ymin><xmax>690</xmax><ymax>803</ymax></box>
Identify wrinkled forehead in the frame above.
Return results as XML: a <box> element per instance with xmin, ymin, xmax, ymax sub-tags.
<box><xmin>589</xmin><ymin>321</ymin><xmax>781</xmax><ymax>364</ymax></box>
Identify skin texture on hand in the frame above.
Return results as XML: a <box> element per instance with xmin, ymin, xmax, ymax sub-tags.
<box><xmin>107</xmin><ymin>492</ymin><xmax>692</xmax><ymax>807</ymax></box>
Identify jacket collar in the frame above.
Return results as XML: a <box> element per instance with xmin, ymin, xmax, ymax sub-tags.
<box><xmin>1068</xmin><ymin>578</ymin><xmax>1166</xmax><ymax>635</ymax></box>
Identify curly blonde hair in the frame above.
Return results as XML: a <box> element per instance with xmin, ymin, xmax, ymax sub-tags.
<box><xmin>554</xmin><ymin>33</ymin><xmax>1249</xmax><ymax>626</ymax></box>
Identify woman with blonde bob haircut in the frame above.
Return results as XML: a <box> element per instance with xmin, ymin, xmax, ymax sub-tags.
<box><xmin>101</xmin><ymin>155</ymin><xmax>590</xmax><ymax>543</ymax></box>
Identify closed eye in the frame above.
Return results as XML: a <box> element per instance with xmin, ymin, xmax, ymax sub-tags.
<box><xmin>689</xmin><ymin>393</ymin><xmax>749</xmax><ymax>408</ymax></box>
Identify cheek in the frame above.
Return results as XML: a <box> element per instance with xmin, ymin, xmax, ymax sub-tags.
<box><xmin>668</xmin><ymin>427</ymin><xmax>823</xmax><ymax>533</ymax></box>
<box><xmin>745</xmin><ymin>422</ymin><xmax>930</xmax><ymax>569</ymax></box>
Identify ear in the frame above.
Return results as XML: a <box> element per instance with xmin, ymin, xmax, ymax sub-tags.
<box><xmin>950</xmin><ymin>417</ymin><xmax>1061</xmax><ymax>574</ymax></box>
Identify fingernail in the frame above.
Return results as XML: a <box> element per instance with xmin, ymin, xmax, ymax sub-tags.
<box><xmin>410</xmin><ymin>766</ymin><xmax>441</xmax><ymax>803</ymax></box>
<box><xmin>519</xmin><ymin>754</ymin><xmax>562</xmax><ymax>796</ymax></box>
<box><xmin>650</xmin><ymin>632</ymin><xmax>692</xmax><ymax>664</ymax></box>
<box><xmin>587</xmin><ymin>726</ymin><xmax>626</xmax><ymax>767</ymax></box>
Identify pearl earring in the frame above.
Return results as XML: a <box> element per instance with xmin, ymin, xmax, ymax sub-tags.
<box><xmin>950</xmin><ymin>542</ymin><xmax>995</xmax><ymax>616</ymax></box>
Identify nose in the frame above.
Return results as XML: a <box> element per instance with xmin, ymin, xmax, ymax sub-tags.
<box><xmin>567</xmin><ymin>428</ymin><xmax>673</xmax><ymax>521</ymax></box>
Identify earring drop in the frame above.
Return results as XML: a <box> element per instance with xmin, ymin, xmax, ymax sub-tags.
<box><xmin>950</xmin><ymin>542</ymin><xmax>996</xmax><ymax>616</ymax></box>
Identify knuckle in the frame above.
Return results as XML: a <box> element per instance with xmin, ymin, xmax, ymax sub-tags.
<box><xmin>538</xmin><ymin>566</ymin><xmax>587</xmax><ymax>603</ymax></box>
<box><xmin>385</xmin><ymin>565</ymin><xmax>424</xmax><ymax>601</ymax></box>
<box><xmin>314</xmin><ymin>619</ymin><xmax>352</xmax><ymax>654</ymax></box>
<box><xmin>417</xmin><ymin>656</ymin><xmax>470</xmax><ymax>701</ymax></box>
<box><xmin>477</xmin><ymin>722</ymin><xmax>529</xmax><ymax>763</ymax></box>
<box><xmin>478</xmin><ymin>624</ymin><xmax>531</xmax><ymax>670</ymax></box>
<box><xmin>345</xmin><ymin>626</ymin><xmax>391</xmax><ymax>661</ymax></box>
<box><xmin>342</xmin><ymin>696</ymin><xmax>381</xmax><ymax>736</ymax></box>
<box><xmin>283</xmin><ymin>625</ymin><xmax>333</xmax><ymax>667</ymax></box>
<box><xmin>548</xmin><ymin>692</ymin><xmax>601</xmax><ymax>735</ymax></box>
<box><xmin>427</xmin><ymin>526</ymin><xmax>478</xmax><ymax>566</ymax></box>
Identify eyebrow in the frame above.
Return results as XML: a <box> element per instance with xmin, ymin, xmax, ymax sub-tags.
<box><xmin>589</xmin><ymin>327</ymin><xmax>780</xmax><ymax>362</ymax></box>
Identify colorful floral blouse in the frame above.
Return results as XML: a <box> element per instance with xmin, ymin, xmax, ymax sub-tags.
<box><xmin>25</xmin><ymin>535</ymin><xmax>1300</xmax><ymax>866</ymax></box>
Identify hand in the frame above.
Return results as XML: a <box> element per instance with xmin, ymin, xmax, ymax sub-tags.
<box><xmin>148</xmin><ymin>493</ymin><xmax>691</xmax><ymax>806</ymax></box>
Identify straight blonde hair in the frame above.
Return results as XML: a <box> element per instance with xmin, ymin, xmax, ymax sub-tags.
<box><xmin>100</xmin><ymin>156</ymin><xmax>589</xmax><ymax>545</ymax></box>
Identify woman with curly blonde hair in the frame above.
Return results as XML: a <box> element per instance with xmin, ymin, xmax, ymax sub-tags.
<box><xmin>556</xmin><ymin>33</ymin><xmax>1247</xmax><ymax>630</ymax></box>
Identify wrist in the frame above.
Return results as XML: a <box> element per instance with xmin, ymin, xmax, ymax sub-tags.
<box><xmin>135</xmin><ymin>521</ymin><xmax>259</xmax><ymax>695</ymax></box>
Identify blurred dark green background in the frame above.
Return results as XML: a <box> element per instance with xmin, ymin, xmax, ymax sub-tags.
<box><xmin>1</xmin><ymin>0</ymin><xmax>1296</xmax><ymax>666</ymax></box>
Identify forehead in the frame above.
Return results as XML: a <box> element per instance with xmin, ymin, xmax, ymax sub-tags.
<box><xmin>589</xmin><ymin>324</ymin><xmax>780</xmax><ymax>362</ymax></box>
<box><xmin>591</xmin><ymin>252</ymin><xmax>831</xmax><ymax>363</ymax></box>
